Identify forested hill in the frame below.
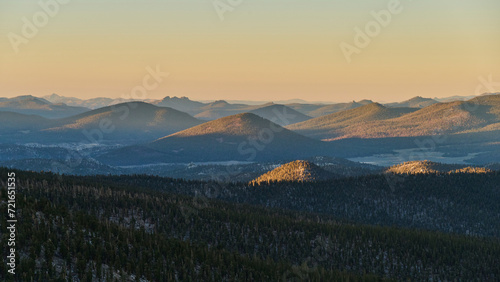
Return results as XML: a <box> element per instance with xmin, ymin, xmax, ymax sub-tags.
<box><xmin>250</xmin><ymin>160</ymin><xmax>334</xmax><ymax>185</ymax></box>
<box><xmin>386</xmin><ymin>160</ymin><xmax>493</xmax><ymax>174</ymax></box>
<box><xmin>92</xmin><ymin>171</ymin><xmax>500</xmax><ymax>238</ymax></box>
<box><xmin>1</xmin><ymin>168</ymin><xmax>499</xmax><ymax>281</ymax></box>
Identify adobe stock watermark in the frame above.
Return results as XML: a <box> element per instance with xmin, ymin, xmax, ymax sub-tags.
<box><xmin>212</xmin><ymin>0</ymin><xmax>244</xmax><ymax>21</ymax></box>
<box><xmin>5</xmin><ymin>172</ymin><xmax>17</xmax><ymax>275</ymax></box>
<box><xmin>475</xmin><ymin>74</ymin><xmax>500</xmax><ymax>96</ymax></box>
<box><xmin>340</xmin><ymin>0</ymin><xmax>411</xmax><ymax>63</ymax></box>
<box><xmin>7</xmin><ymin>0</ymin><xmax>70</xmax><ymax>54</ymax></box>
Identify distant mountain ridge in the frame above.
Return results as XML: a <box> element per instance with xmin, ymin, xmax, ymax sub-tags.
<box><xmin>434</xmin><ymin>92</ymin><xmax>500</xmax><ymax>102</ymax></box>
<box><xmin>43</xmin><ymin>93</ymin><xmax>157</xmax><ymax>110</ymax></box>
<box><xmin>287</xmin><ymin>103</ymin><xmax>418</xmax><ymax>140</ymax></box>
<box><xmin>3</xmin><ymin>92</ymin><xmax>500</xmax><ymax>146</ymax></box>
<box><xmin>153</xmin><ymin>96</ymin><xmax>206</xmax><ymax>115</ymax></box>
<box><xmin>287</xmin><ymin>94</ymin><xmax>500</xmax><ymax>140</ymax></box>
<box><xmin>0</xmin><ymin>102</ymin><xmax>203</xmax><ymax>144</ymax></box>
<box><xmin>0</xmin><ymin>95</ymin><xmax>89</xmax><ymax>118</ymax></box>
<box><xmin>10</xmin><ymin>92</ymin><xmax>500</xmax><ymax>120</ymax></box>
<box><xmin>43</xmin><ymin>102</ymin><xmax>204</xmax><ymax>143</ymax></box>
<box><xmin>249</xmin><ymin>104</ymin><xmax>312</xmax><ymax>126</ymax></box>
<box><xmin>285</xmin><ymin>100</ymin><xmax>373</xmax><ymax>117</ymax></box>
<box><xmin>385</xmin><ymin>96</ymin><xmax>439</xmax><ymax>108</ymax></box>
<box><xmin>307</xmin><ymin>100</ymin><xmax>374</xmax><ymax>117</ymax></box>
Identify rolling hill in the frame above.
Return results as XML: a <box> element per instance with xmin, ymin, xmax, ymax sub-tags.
<box><xmin>386</xmin><ymin>160</ymin><xmax>492</xmax><ymax>174</ymax></box>
<box><xmin>193</xmin><ymin>101</ymin><xmax>270</xmax><ymax>120</ymax></box>
<box><xmin>285</xmin><ymin>100</ymin><xmax>373</xmax><ymax>117</ymax></box>
<box><xmin>99</xmin><ymin>113</ymin><xmax>340</xmax><ymax>165</ymax></box>
<box><xmin>307</xmin><ymin>100</ymin><xmax>374</xmax><ymax>117</ymax></box>
<box><xmin>0</xmin><ymin>95</ymin><xmax>89</xmax><ymax>118</ymax></box>
<box><xmin>250</xmin><ymin>160</ymin><xmax>334</xmax><ymax>185</ymax></box>
<box><xmin>288</xmin><ymin>95</ymin><xmax>500</xmax><ymax>140</ymax></box>
<box><xmin>0</xmin><ymin>111</ymin><xmax>50</xmax><ymax>133</ymax></box>
<box><xmin>287</xmin><ymin>103</ymin><xmax>418</xmax><ymax>140</ymax></box>
<box><xmin>42</xmin><ymin>102</ymin><xmax>204</xmax><ymax>143</ymax></box>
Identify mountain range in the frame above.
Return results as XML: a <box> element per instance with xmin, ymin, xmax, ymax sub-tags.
<box><xmin>287</xmin><ymin>103</ymin><xmax>418</xmax><ymax>140</ymax></box>
<box><xmin>0</xmin><ymin>95</ymin><xmax>89</xmax><ymax>118</ymax></box>
<box><xmin>385</xmin><ymin>96</ymin><xmax>439</xmax><ymax>108</ymax></box>
<box><xmin>43</xmin><ymin>93</ymin><xmax>157</xmax><ymax>110</ymax></box>
<box><xmin>45</xmin><ymin>102</ymin><xmax>204</xmax><ymax>142</ymax></box>
<box><xmin>98</xmin><ymin>113</ymin><xmax>340</xmax><ymax>165</ymax></box>
<box><xmin>0</xmin><ymin>102</ymin><xmax>203</xmax><ymax>144</ymax></box>
<box><xmin>1</xmin><ymin>92</ymin><xmax>500</xmax><ymax>168</ymax></box>
<box><xmin>248</xmin><ymin>104</ymin><xmax>311</xmax><ymax>126</ymax></box>
<box><xmin>288</xmin><ymin>94</ymin><xmax>500</xmax><ymax>140</ymax></box>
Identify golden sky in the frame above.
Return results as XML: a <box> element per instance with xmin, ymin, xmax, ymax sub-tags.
<box><xmin>1</xmin><ymin>0</ymin><xmax>499</xmax><ymax>102</ymax></box>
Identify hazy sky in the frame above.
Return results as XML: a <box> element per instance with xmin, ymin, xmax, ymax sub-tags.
<box><xmin>1</xmin><ymin>0</ymin><xmax>499</xmax><ymax>102</ymax></box>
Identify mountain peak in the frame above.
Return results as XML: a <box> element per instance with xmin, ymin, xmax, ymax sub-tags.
<box><xmin>208</xmin><ymin>100</ymin><xmax>230</xmax><ymax>107</ymax></box>
<box><xmin>133</xmin><ymin>113</ymin><xmax>330</xmax><ymax>165</ymax></box>
<box><xmin>164</xmin><ymin>112</ymin><xmax>274</xmax><ymax>138</ymax></box>
<box><xmin>155</xmin><ymin>96</ymin><xmax>205</xmax><ymax>114</ymax></box>
<box><xmin>357</xmin><ymin>99</ymin><xmax>374</xmax><ymax>105</ymax></box>
<box><xmin>14</xmin><ymin>95</ymin><xmax>36</xmax><ymax>99</ymax></box>
<box><xmin>365</xmin><ymin>102</ymin><xmax>385</xmax><ymax>109</ymax></box>
<box><xmin>407</xmin><ymin>96</ymin><xmax>432</xmax><ymax>102</ymax></box>
<box><xmin>348</xmin><ymin>102</ymin><xmax>386</xmax><ymax>114</ymax></box>
<box><xmin>46</xmin><ymin>102</ymin><xmax>202</xmax><ymax>141</ymax></box>
<box><xmin>162</xmin><ymin>96</ymin><xmax>193</xmax><ymax>101</ymax></box>
<box><xmin>6</xmin><ymin>95</ymin><xmax>52</xmax><ymax>105</ymax></box>
<box><xmin>386</xmin><ymin>97</ymin><xmax>439</xmax><ymax>108</ymax></box>
<box><xmin>249</xmin><ymin>104</ymin><xmax>312</xmax><ymax>126</ymax></box>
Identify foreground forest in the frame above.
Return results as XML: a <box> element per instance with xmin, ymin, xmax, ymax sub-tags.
<box><xmin>1</xmin><ymin>168</ymin><xmax>499</xmax><ymax>281</ymax></box>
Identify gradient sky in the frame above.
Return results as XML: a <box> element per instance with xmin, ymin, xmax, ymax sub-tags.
<box><xmin>1</xmin><ymin>0</ymin><xmax>499</xmax><ymax>102</ymax></box>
